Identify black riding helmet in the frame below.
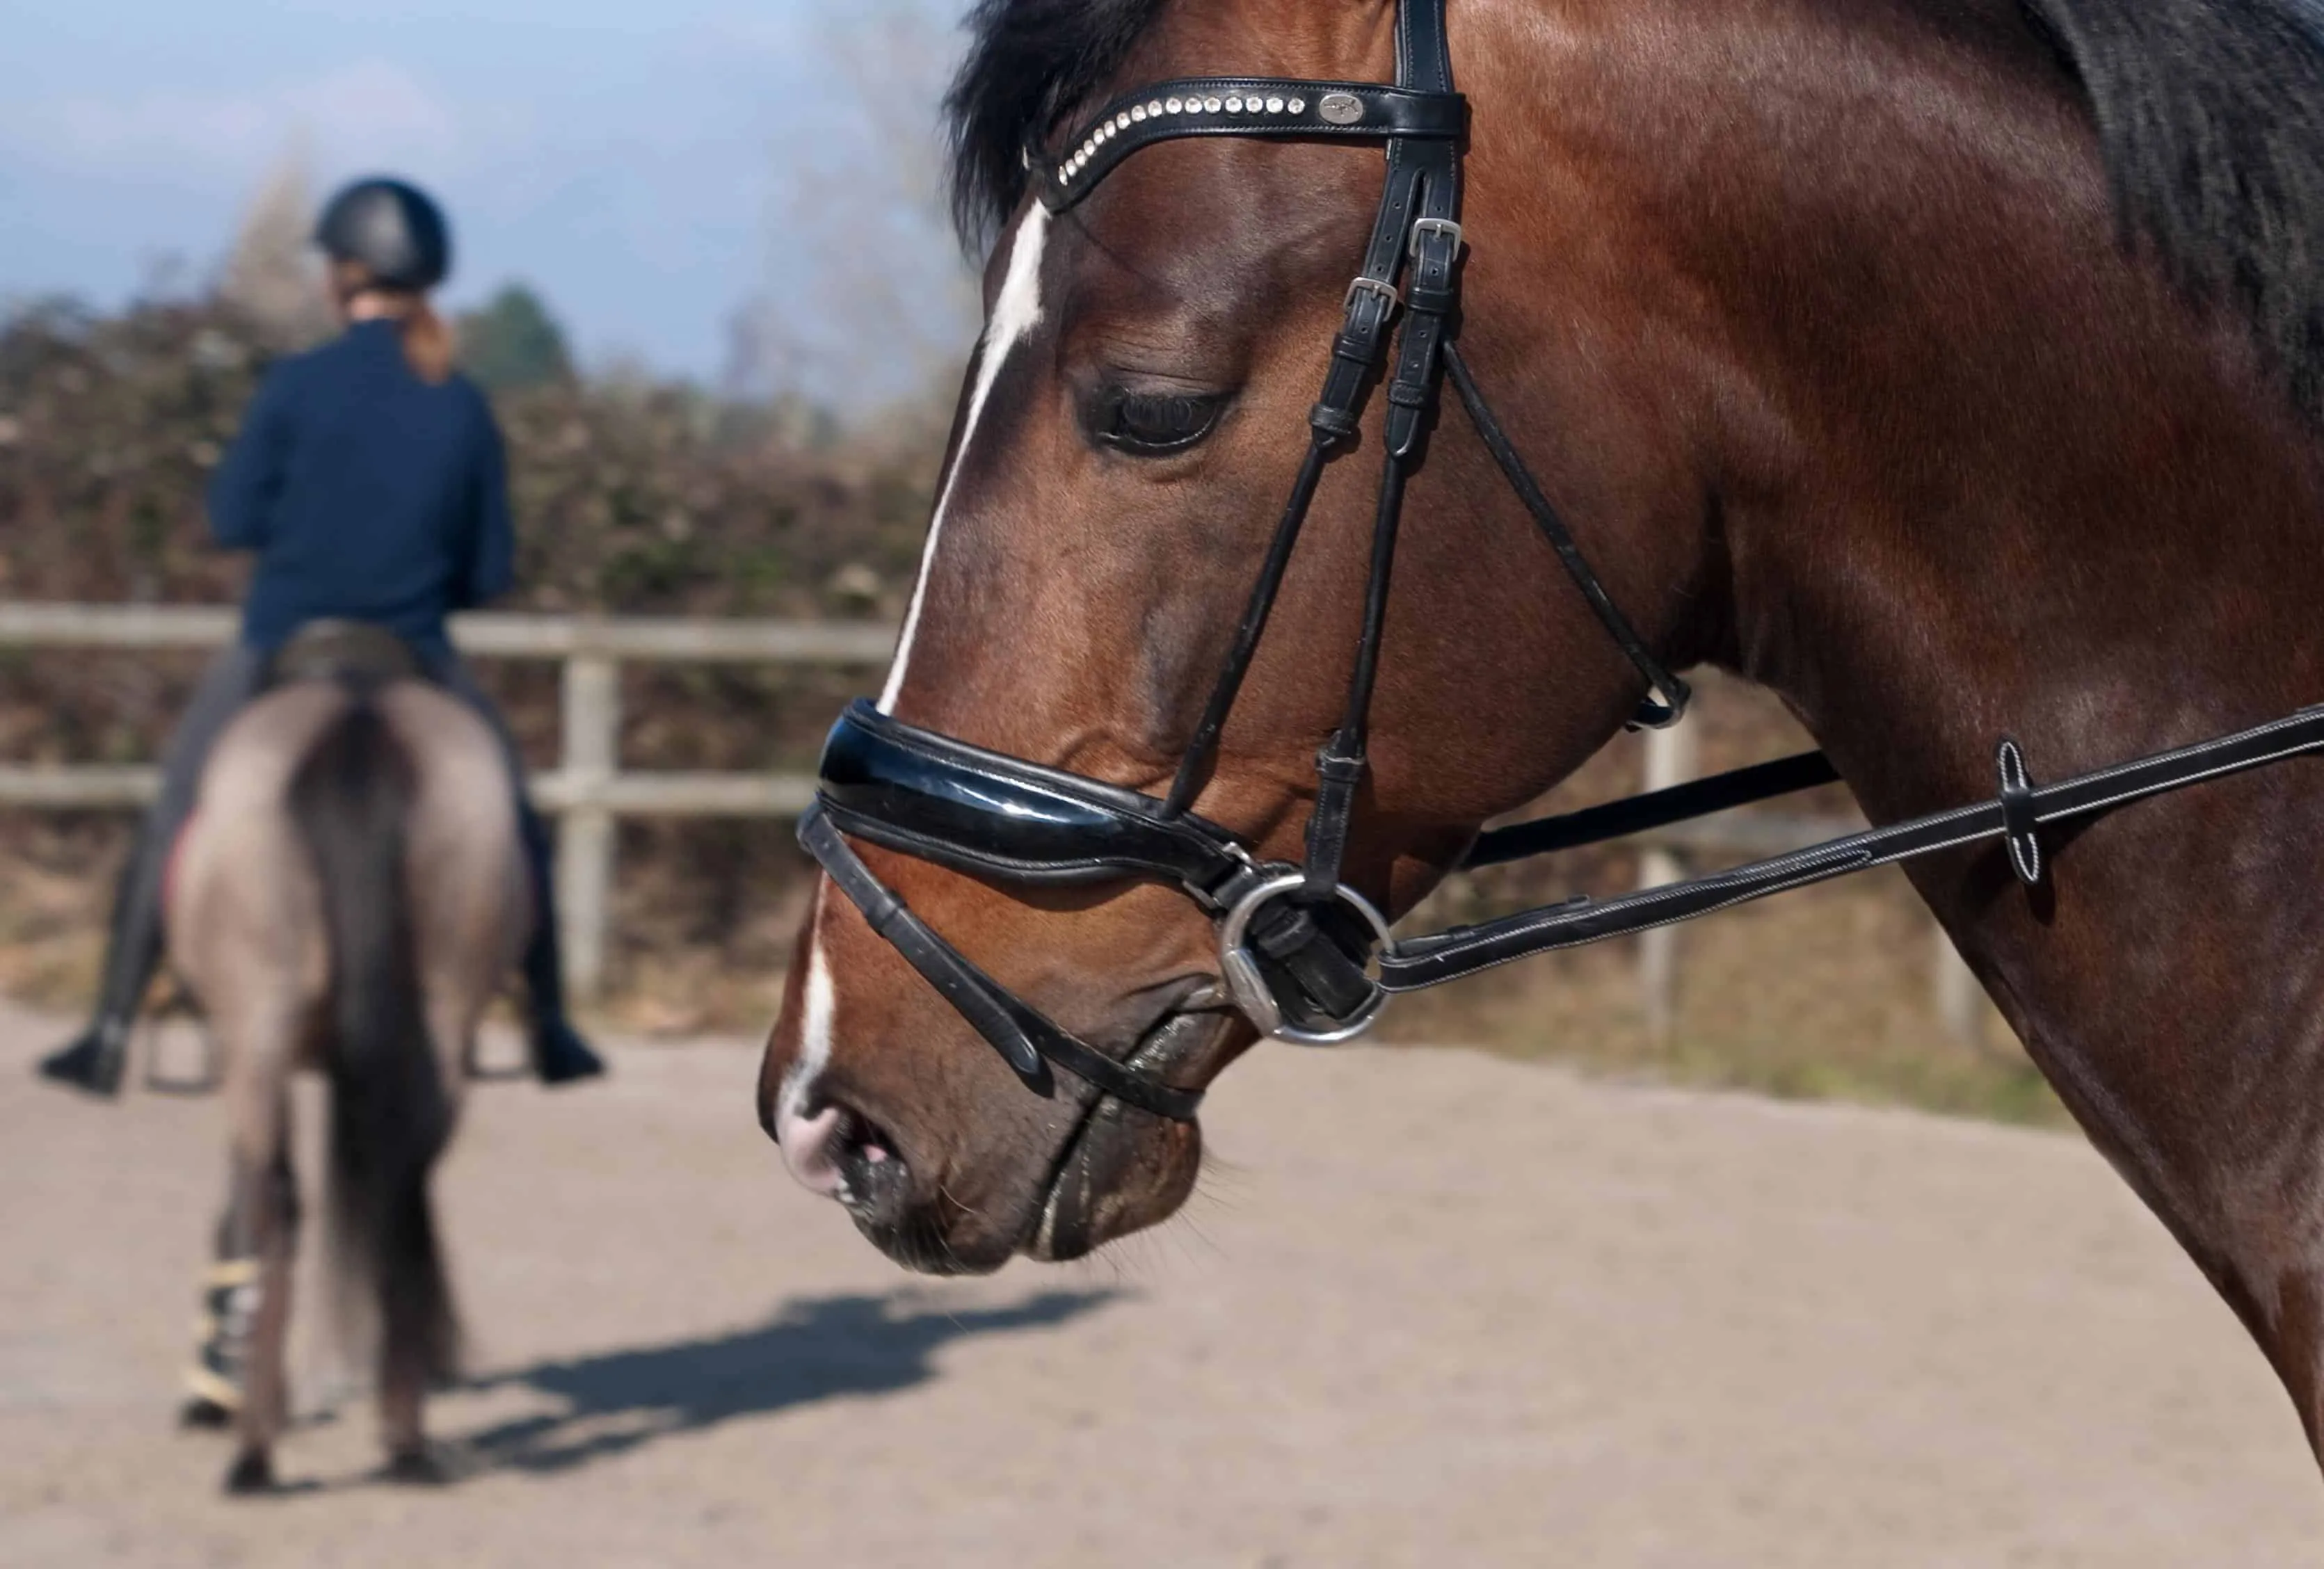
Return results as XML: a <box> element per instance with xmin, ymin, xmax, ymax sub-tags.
<box><xmin>314</xmin><ymin>177</ymin><xmax>451</xmax><ymax>291</ymax></box>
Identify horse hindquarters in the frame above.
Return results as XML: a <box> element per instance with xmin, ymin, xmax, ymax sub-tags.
<box><xmin>287</xmin><ymin>696</ymin><xmax>459</xmax><ymax>1474</ymax></box>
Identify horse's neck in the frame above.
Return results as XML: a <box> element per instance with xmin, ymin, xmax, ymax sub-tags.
<box><xmin>1637</xmin><ymin>0</ymin><xmax>2324</xmax><ymax>1209</ymax></box>
<box><xmin>1468</xmin><ymin>0</ymin><xmax>2324</xmax><ymax>782</ymax></box>
<box><xmin>1735</xmin><ymin>288</ymin><xmax>2324</xmax><ymax>824</ymax></box>
<box><xmin>1468</xmin><ymin>0</ymin><xmax>2324</xmax><ymax>1147</ymax></box>
<box><xmin>1458</xmin><ymin>0</ymin><xmax>2324</xmax><ymax>1436</ymax></box>
<box><xmin>1676</xmin><ymin>9</ymin><xmax>2324</xmax><ymax>820</ymax></box>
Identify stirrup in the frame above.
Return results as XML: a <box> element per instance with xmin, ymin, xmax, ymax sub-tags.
<box><xmin>143</xmin><ymin>988</ymin><xmax>221</xmax><ymax>1096</ymax></box>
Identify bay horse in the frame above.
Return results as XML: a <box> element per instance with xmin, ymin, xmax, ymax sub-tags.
<box><xmin>169</xmin><ymin>625</ymin><xmax>527</xmax><ymax>1490</ymax></box>
<box><xmin>758</xmin><ymin>0</ymin><xmax>2324</xmax><ymax>1463</ymax></box>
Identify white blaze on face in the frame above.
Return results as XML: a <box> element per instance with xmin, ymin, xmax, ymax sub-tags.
<box><xmin>778</xmin><ymin>882</ymin><xmax>838</xmax><ymax>1132</ymax></box>
<box><xmin>877</xmin><ymin>202</ymin><xmax>1052</xmax><ymax>714</ymax></box>
<box><xmin>783</xmin><ymin>208</ymin><xmax>1050</xmax><ymax>1155</ymax></box>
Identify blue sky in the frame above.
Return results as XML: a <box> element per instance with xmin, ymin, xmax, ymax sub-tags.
<box><xmin>0</xmin><ymin>0</ymin><xmax>973</xmax><ymax>393</ymax></box>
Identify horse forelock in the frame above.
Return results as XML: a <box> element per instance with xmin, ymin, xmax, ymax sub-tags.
<box><xmin>945</xmin><ymin>0</ymin><xmax>1171</xmax><ymax>252</ymax></box>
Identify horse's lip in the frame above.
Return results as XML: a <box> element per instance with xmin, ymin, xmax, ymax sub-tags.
<box><xmin>1025</xmin><ymin>1002</ymin><xmax>1226</xmax><ymax>1261</ymax></box>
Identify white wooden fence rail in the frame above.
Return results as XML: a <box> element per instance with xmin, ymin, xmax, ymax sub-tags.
<box><xmin>0</xmin><ymin>602</ymin><xmax>892</xmax><ymax>999</ymax></box>
<box><xmin>0</xmin><ymin>602</ymin><xmax>1985</xmax><ymax>1038</ymax></box>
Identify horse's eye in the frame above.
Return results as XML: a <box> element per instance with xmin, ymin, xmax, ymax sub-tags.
<box><xmin>1090</xmin><ymin>387</ymin><xmax>1224</xmax><ymax>455</ymax></box>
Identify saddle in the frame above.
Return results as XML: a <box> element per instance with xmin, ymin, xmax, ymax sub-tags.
<box><xmin>264</xmin><ymin>620</ymin><xmax>428</xmax><ymax>691</ymax></box>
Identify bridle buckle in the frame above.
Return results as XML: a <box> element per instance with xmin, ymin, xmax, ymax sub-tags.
<box><xmin>1343</xmin><ymin>275</ymin><xmax>1402</xmax><ymax>315</ymax></box>
<box><xmin>1409</xmin><ymin>216</ymin><xmax>1464</xmax><ymax>257</ymax></box>
<box><xmin>1217</xmin><ymin>870</ymin><xmax>1395</xmax><ymax>1045</ymax></box>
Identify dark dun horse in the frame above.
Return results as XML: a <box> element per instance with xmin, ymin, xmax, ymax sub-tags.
<box><xmin>760</xmin><ymin>0</ymin><xmax>2324</xmax><ymax>1458</ymax></box>
<box><xmin>170</xmin><ymin>627</ymin><xmax>526</xmax><ymax>1490</ymax></box>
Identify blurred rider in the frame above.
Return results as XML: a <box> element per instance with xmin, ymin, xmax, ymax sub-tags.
<box><xmin>40</xmin><ymin>176</ymin><xmax>604</xmax><ymax>1095</ymax></box>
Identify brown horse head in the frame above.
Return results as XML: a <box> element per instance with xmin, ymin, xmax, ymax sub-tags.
<box><xmin>762</xmin><ymin>0</ymin><xmax>2324</xmax><ymax>1455</ymax></box>
<box><xmin>762</xmin><ymin>0</ymin><xmax>1695</xmax><ymax>1273</ymax></box>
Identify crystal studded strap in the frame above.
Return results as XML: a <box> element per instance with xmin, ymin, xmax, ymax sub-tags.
<box><xmin>1036</xmin><ymin>80</ymin><xmax>1466</xmax><ymax>213</ymax></box>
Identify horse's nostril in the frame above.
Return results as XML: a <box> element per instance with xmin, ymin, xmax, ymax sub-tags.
<box><xmin>830</xmin><ymin>1110</ymin><xmax>912</xmax><ymax>1221</ymax></box>
<box><xmin>776</xmin><ymin>1094</ymin><xmax>913</xmax><ymax>1214</ymax></box>
<box><xmin>775</xmin><ymin>1100</ymin><xmax>847</xmax><ymax>1196</ymax></box>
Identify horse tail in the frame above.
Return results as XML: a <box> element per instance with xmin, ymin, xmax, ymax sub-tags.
<box><xmin>287</xmin><ymin>691</ymin><xmax>459</xmax><ymax>1386</ymax></box>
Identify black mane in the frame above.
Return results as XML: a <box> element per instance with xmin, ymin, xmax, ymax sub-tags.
<box><xmin>945</xmin><ymin>0</ymin><xmax>1168</xmax><ymax>251</ymax></box>
<box><xmin>2020</xmin><ymin>0</ymin><xmax>2324</xmax><ymax>424</ymax></box>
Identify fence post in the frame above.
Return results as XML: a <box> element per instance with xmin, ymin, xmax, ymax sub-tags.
<box><xmin>557</xmin><ymin>644</ymin><xmax>620</xmax><ymax>1004</ymax></box>
<box><xmin>1637</xmin><ymin>721</ymin><xmax>1699</xmax><ymax>1041</ymax></box>
<box><xmin>1932</xmin><ymin>926</ymin><xmax>1984</xmax><ymax>1047</ymax></box>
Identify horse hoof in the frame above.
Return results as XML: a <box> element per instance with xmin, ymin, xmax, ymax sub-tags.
<box><xmin>222</xmin><ymin>1451</ymin><xmax>275</xmax><ymax>1495</ymax></box>
<box><xmin>180</xmin><ymin>1395</ymin><xmax>234</xmax><ymax>1431</ymax></box>
<box><xmin>385</xmin><ymin>1447</ymin><xmax>448</xmax><ymax>1486</ymax></box>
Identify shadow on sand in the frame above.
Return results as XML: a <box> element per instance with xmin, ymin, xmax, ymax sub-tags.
<box><xmin>452</xmin><ymin>1288</ymin><xmax>1117</xmax><ymax>1477</ymax></box>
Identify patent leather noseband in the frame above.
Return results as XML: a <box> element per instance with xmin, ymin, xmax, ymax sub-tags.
<box><xmin>800</xmin><ymin>0</ymin><xmax>2324</xmax><ymax>1123</ymax></box>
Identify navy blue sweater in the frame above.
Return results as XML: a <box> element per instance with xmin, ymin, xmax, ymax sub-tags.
<box><xmin>207</xmin><ymin>319</ymin><xmax>515</xmax><ymax>654</ymax></box>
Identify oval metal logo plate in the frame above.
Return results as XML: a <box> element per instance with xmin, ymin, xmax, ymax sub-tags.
<box><xmin>1319</xmin><ymin>92</ymin><xmax>1363</xmax><ymax>126</ymax></box>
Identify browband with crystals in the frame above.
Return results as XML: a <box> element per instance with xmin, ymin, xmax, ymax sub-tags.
<box><xmin>1039</xmin><ymin>79</ymin><xmax>1466</xmax><ymax>211</ymax></box>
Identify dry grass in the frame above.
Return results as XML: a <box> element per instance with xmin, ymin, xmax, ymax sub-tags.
<box><xmin>1379</xmin><ymin>872</ymin><xmax>2060</xmax><ymax>1126</ymax></box>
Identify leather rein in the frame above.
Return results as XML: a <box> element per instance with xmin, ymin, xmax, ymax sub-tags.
<box><xmin>799</xmin><ymin>0</ymin><xmax>2324</xmax><ymax>1123</ymax></box>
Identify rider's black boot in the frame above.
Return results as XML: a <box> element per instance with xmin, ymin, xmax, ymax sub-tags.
<box><xmin>533</xmin><ymin>1017</ymin><xmax>607</xmax><ymax>1085</ymax></box>
<box><xmin>521</xmin><ymin>902</ymin><xmax>604</xmax><ymax>1086</ymax></box>
<box><xmin>38</xmin><ymin>1017</ymin><xmax>132</xmax><ymax>1097</ymax></box>
<box><xmin>38</xmin><ymin>845</ymin><xmax>166</xmax><ymax>1097</ymax></box>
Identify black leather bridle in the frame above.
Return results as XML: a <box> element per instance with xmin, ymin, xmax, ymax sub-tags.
<box><xmin>799</xmin><ymin>0</ymin><xmax>2324</xmax><ymax>1123</ymax></box>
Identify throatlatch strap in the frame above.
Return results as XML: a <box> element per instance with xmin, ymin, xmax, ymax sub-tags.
<box><xmin>1444</xmin><ymin>345</ymin><xmax>1690</xmax><ymax>729</ymax></box>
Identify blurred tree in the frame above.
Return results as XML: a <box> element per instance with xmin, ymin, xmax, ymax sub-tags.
<box><xmin>216</xmin><ymin>145</ymin><xmax>336</xmax><ymax>350</ymax></box>
<box><xmin>458</xmin><ymin>284</ymin><xmax>577</xmax><ymax>392</ymax></box>
<box><xmin>728</xmin><ymin>0</ymin><xmax>977</xmax><ymax>415</ymax></box>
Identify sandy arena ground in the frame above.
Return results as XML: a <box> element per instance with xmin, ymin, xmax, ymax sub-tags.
<box><xmin>1</xmin><ymin>996</ymin><xmax>2318</xmax><ymax>1566</ymax></box>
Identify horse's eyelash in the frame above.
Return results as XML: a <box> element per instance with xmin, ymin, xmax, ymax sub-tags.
<box><xmin>1091</xmin><ymin>387</ymin><xmax>1223</xmax><ymax>451</ymax></box>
